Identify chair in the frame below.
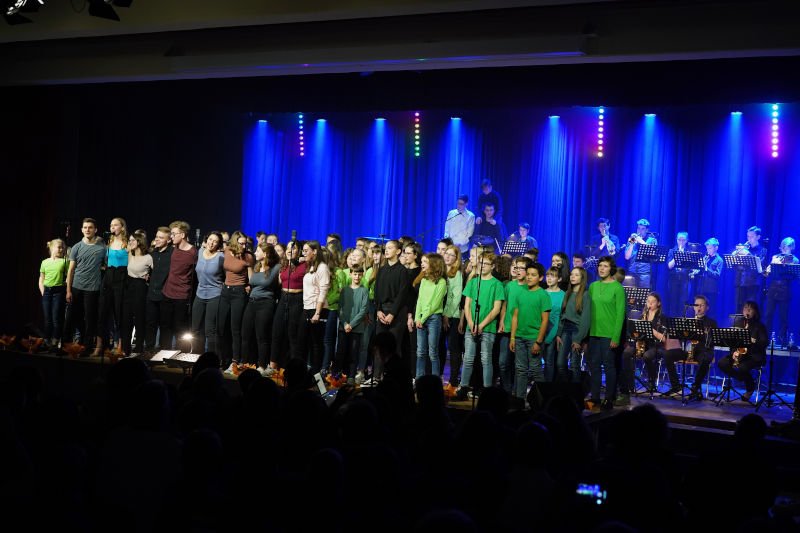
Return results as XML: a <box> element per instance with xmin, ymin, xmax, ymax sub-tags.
<box><xmin>717</xmin><ymin>367</ymin><xmax>763</xmax><ymax>404</ymax></box>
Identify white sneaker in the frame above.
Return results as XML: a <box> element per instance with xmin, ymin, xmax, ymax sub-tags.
<box><xmin>224</xmin><ymin>363</ymin><xmax>236</xmax><ymax>375</ymax></box>
<box><xmin>360</xmin><ymin>377</ymin><xmax>378</xmax><ymax>388</ymax></box>
<box><xmin>355</xmin><ymin>370</ymin><xmax>365</xmax><ymax>385</ymax></box>
<box><xmin>261</xmin><ymin>367</ymin><xmax>277</xmax><ymax>377</ymax></box>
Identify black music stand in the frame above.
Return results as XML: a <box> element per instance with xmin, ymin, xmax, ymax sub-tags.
<box><xmin>583</xmin><ymin>256</ymin><xmax>598</xmax><ymax>271</ymax></box>
<box><xmin>637</xmin><ymin>244</ymin><xmax>668</xmax><ymax>264</ymax></box>
<box><xmin>723</xmin><ymin>254</ymin><xmax>763</xmax><ymax>274</ymax></box>
<box><xmin>629</xmin><ymin>319</ymin><xmax>659</xmax><ymax>398</ymax></box>
<box><xmin>664</xmin><ymin>317</ymin><xmax>707</xmax><ymax>405</ymax></box>
<box><xmin>755</xmin><ymin>337</ymin><xmax>793</xmax><ymax>412</ymax></box>
<box><xmin>624</xmin><ymin>287</ymin><xmax>650</xmax><ymax>310</ymax></box>
<box><xmin>769</xmin><ymin>263</ymin><xmax>800</xmax><ymax>280</ymax></box>
<box><xmin>502</xmin><ymin>240</ymin><xmax>528</xmax><ymax>257</ymax></box>
<box><xmin>712</xmin><ymin>327</ymin><xmax>752</xmax><ymax>406</ymax></box>
<box><xmin>673</xmin><ymin>250</ymin><xmax>704</xmax><ymax>270</ymax></box>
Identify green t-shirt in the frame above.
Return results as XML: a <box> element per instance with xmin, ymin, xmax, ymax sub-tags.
<box><xmin>589</xmin><ymin>280</ymin><xmax>626</xmax><ymax>343</ymax></box>
<box><xmin>503</xmin><ymin>280</ymin><xmax>528</xmax><ymax>332</ymax></box>
<box><xmin>40</xmin><ymin>257</ymin><xmax>69</xmax><ymax>287</ymax></box>
<box><xmin>512</xmin><ymin>287</ymin><xmax>552</xmax><ymax>340</ymax></box>
<box><xmin>463</xmin><ymin>276</ymin><xmax>506</xmax><ymax>333</ymax></box>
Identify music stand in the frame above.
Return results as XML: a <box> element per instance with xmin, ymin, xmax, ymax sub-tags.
<box><xmin>664</xmin><ymin>317</ymin><xmax>707</xmax><ymax>404</ymax></box>
<box><xmin>629</xmin><ymin>319</ymin><xmax>658</xmax><ymax>397</ymax></box>
<box><xmin>624</xmin><ymin>287</ymin><xmax>650</xmax><ymax>310</ymax></box>
<box><xmin>723</xmin><ymin>254</ymin><xmax>763</xmax><ymax>274</ymax></box>
<box><xmin>711</xmin><ymin>327</ymin><xmax>752</xmax><ymax>405</ymax></box>
<box><xmin>755</xmin><ymin>337</ymin><xmax>793</xmax><ymax>412</ymax></box>
<box><xmin>502</xmin><ymin>240</ymin><xmax>528</xmax><ymax>257</ymax></box>
<box><xmin>583</xmin><ymin>256</ymin><xmax>599</xmax><ymax>271</ymax></box>
<box><xmin>673</xmin><ymin>250</ymin><xmax>704</xmax><ymax>270</ymax></box>
<box><xmin>769</xmin><ymin>263</ymin><xmax>800</xmax><ymax>280</ymax></box>
<box><xmin>637</xmin><ymin>244</ymin><xmax>668</xmax><ymax>264</ymax></box>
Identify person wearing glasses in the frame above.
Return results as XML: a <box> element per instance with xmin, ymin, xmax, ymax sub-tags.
<box><xmin>161</xmin><ymin>221</ymin><xmax>197</xmax><ymax>352</ymax></box>
<box><xmin>663</xmin><ymin>295</ymin><xmax>717</xmax><ymax>401</ymax></box>
<box><xmin>444</xmin><ymin>194</ymin><xmax>475</xmax><ymax>258</ymax></box>
<box><xmin>220</xmin><ymin>231</ymin><xmax>255</xmax><ymax>373</ymax></box>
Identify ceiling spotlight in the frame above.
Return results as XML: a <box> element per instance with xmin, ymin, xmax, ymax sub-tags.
<box><xmin>88</xmin><ymin>0</ymin><xmax>132</xmax><ymax>21</ymax></box>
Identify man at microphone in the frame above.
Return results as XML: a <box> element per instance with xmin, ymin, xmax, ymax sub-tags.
<box><xmin>444</xmin><ymin>194</ymin><xmax>475</xmax><ymax>259</ymax></box>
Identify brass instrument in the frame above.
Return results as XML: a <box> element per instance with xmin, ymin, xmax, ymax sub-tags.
<box><xmin>733</xmin><ymin>242</ymin><xmax>751</xmax><ymax>256</ymax></box>
<box><xmin>628</xmin><ymin>233</ymin><xmax>639</xmax><ymax>244</ymax></box>
<box><xmin>635</xmin><ymin>340</ymin><xmax>646</xmax><ymax>357</ymax></box>
<box><xmin>731</xmin><ymin>346</ymin><xmax>747</xmax><ymax>369</ymax></box>
<box><xmin>601</xmin><ymin>229</ymin><xmax>616</xmax><ymax>255</ymax></box>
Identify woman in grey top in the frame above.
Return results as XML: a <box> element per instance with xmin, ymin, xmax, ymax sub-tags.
<box><xmin>242</xmin><ymin>242</ymin><xmax>281</xmax><ymax>375</ymax></box>
<box><xmin>191</xmin><ymin>231</ymin><xmax>225</xmax><ymax>354</ymax></box>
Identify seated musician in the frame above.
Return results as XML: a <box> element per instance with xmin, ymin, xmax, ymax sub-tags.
<box><xmin>618</xmin><ymin>293</ymin><xmax>666</xmax><ymax>403</ymax></box>
<box><xmin>717</xmin><ymin>301</ymin><xmax>768</xmax><ymax>402</ymax></box>
<box><xmin>663</xmin><ymin>295</ymin><xmax>717</xmax><ymax>401</ymax></box>
<box><xmin>474</xmin><ymin>203</ymin><xmax>506</xmax><ymax>253</ymax></box>
<box><xmin>508</xmin><ymin>222</ymin><xmax>538</xmax><ymax>249</ymax></box>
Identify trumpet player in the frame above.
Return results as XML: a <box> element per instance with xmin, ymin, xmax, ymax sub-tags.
<box><xmin>590</xmin><ymin>218</ymin><xmax>620</xmax><ymax>258</ymax></box>
<box><xmin>691</xmin><ymin>238</ymin><xmax>724</xmax><ymax>320</ymax></box>
<box><xmin>666</xmin><ymin>232</ymin><xmax>691</xmax><ymax>316</ymax></box>
<box><xmin>764</xmin><ymin>237</ymin><xmax>798</xmax><ymax>345</ymax></box>
<box><xmin>624</xmin><ymin>218</ymin><xmax>657</xmax><ymax>287</ymax></box>
<box><xmin>717</xmin><ymin>301</ymin><xmax>768</xmax><ymax>402</ymax></box>
<box><xmin>732</xmin><ymin>226</ymin><xmax>767</xmax><ymax>311</ymax></box>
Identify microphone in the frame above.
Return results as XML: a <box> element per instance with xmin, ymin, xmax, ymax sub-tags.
<box><xmin>195</xmin><ymin>228</ymin><xmax>201</xmax><ymax>246</ymax></box>
<box><xmin>291</xmin><ymin>229</ymin><xmax>297</xmax><ymax>242</ymax></box>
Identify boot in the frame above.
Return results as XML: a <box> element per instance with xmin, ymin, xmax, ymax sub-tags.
<box><xmin>90</xmin><ymin>337</ymin><xmax>103</xmax><ymax>357</ymax></box>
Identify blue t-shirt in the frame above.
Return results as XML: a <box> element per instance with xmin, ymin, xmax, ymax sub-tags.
<box><xmin>195</xmin><ymin>251</ymin><xmax>224</xmax><ymax>299</ymax></box>
<box><xmin>107</xmin><ymin>247</ymin><xmax>128</xmax><ymax>268</ymax></box>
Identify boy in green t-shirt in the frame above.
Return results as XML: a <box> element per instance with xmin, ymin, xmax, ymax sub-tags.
<box><xmin>510</xmin><ymin>263</ymin><xmax>552</xmax><ymax>401</ymax></box>
<box><xmin>455</xmin><ymin>251</ymin><xmax>505</xmax><ymax>400</ymax></box>
<box><xmin>497</xmin><ymin>256</ymin><xmax>533</xmax><ymax>394</ymax></box>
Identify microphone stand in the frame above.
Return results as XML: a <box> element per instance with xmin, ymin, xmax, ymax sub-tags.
<box><xmin>755</xmin><ymin>336</ymin><xmax>792</xmax><ymax>412</ymax></box>
<box><xmin>471</xmin><ymin>254</ymin><xmax>484</xmax><ymax>410</ymax></box>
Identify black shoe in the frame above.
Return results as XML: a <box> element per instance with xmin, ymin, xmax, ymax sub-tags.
<box><xmin>601</xmin><ymin>399</ymin><xmax>614</xmax><ymax>411</ymax></box>
<box><xmin>741</xmin><ymin>390</ymin><xmax>754</xmax><ymax>402</ymax></box>
<box><xmin>688</xmin><ymin>388</ymin><xmax>703</xmax><ymax>401</ymax></box>
<box><xmin>454</xmin><ymin>386</ymin><xmax>470</xmax><ymax>401</ymax></box>
<box><xmin>662</xmin><ymin>385</ymin><xmax>682</xmax><ymax>396</ymax></box>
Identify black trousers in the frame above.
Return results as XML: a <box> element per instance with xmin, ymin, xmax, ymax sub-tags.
<box><xmin>192</xmin><ymin>296</ymin><xmax>220</xmax><ymax>354</ymax></box>
<box><xmin>336</xmin><ymin>329</ymin><xmax>363</xmax><ymax>376</ymax></box>
<box><xmin>375</xmin><ymin>306</ymin><xmax>408</xmax><ymax>378</ymax></box>
<box><xmin>297</xmin><ymin>308</ymin><xmax>329</xmax><ymax>374</ymax></box>
<box><xmin>161</xmin><ymin>297</ymin><xmax>191</xmax><ymax>352</ymax></box>
<box><xmin>665</xmin><ymin>348</ymin><xmax>712</xmax><ymax>390</ymax></box>
<box><xmin>97</xmin><ymin>266</ymin><xmax>126</xmax><ymax>343</ymax></box>
<box><xmin>217</xmin><ymin>285</ymin><xmax>248</xmax><ymax>365</ymax></box>
<box><xmin>445</xmin><ymin>316</ymin><xmax>463</xmax><ymax>386</ymax></box>
<box><xmin>121</xmin><ymin>277</ymin><xmax>147</xmax><ymax>355</ymax></box>
<box><xmin>62</xmin><ymin>288</ymin><xmax>99</xmax><ymax>345</ymax></box>
<box><xmin>241</xmin><ymin>298</ymin><xmax>276</xmax><ymax>368</ymax></box>
<box><xmin>271</xmin><ymin>292</ymin><xmax>304</xmax><ymax>368</ymax></box>
<box><xmin>145</xmin><ymin>298</ymin><xmax>164</xmax><ymax>351</ymax></box>
<box><xmin>718</xmin><ymin>355</ymin><xmax>762</xmax><ymax>392</ymax></box>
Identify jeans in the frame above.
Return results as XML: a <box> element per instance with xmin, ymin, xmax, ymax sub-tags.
<box><xmin>543</xmin><ymin>340</ymin><xmax>558</xmax><ymax>382</ymax></box>
<box><xmin>588</xmin><ymin>336</ymin><xmax>617</xmax><ymax>402</ymax></box>
<box><xmin>460</xmin><ymin>330</ymin><xmax>495</xmax><ymax>389</ymax></box>
<box><xmin>415</xmin><ymin>313</ymin><xmax>443</xmax><ymax>377</ymax></box>
<box><xmin>556</xmin><ymin>322</ymin><xmax>583</xmax><ymax>383</ymax></box>
<box><xmin>41</xmin><ymin>285</ymin><xmax>66</xmax><ymax>340</ymax></box>
<box><xmin>497</xmin><ymin>333</ymin><xmax>513</xmax><ymax>393</ymax></box>
<box><xmin>241</xmin><ymin>298</ymin><xmax>276</xmax><ymax>368</ymax></box>
<box><xmin>514</xmin><ymin>338</ymin><xmax>544</xmax><ymax>399</ymax></box>
<box><xmin>217</xmin><ymin>285</ymin><xmax>248</xmax><ymax>364</ymax></box>
<box><xmin>192</xmin><ymin>296</ymin><xmax>220</xmax><ymax>354</ymax></box>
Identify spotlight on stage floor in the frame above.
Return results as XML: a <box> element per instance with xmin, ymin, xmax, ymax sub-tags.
<box><xmin>88</xmin><ymin>0</ymin><xmax>132</xmax><ymax>21</ymax></box>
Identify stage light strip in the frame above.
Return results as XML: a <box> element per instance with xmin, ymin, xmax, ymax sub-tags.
<box><xmin>414</xmin><ymin>112</ymin><xmax>421</xmax><ymax>157</ymax></box>
<box><xmin>771</xmin><ymin>104</ymin><xmax>779</xmax><ymax>158</ymax></box>
<box><xmin>597</xmin><ymin>107</ymin><xmax>604</xmax><ymax>158</ymax></box>
<box><xmin>298</xmin><ymin>113</ymin><xmax>305</xmax><ymax>157</ymax></box>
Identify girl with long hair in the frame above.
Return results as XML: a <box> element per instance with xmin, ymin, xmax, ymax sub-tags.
<box><xmin>298</xmin><ymin>240</ymin><xmax>331</xmax><ymax>374</ymax></box>
<box><xmin>121</xmin><ymin>230</ymin><xmax>153</xmax><ymax>355</ymax></box>
<box><xmin>442</xmin><ymin>244</ymin><xmax>464</xmax><ymax>387</ymax></box>
<box><xmin>220</xmin><ymin>231</ymin><xmax>255</xmax><ymax>373</ymax></box>
<box><xmin>95</xmin><ymin>217</ymin><xmax>128</xmax><ymax>355</ymax></box>
<box><xmin>414</xmin><ymin>253</ymin><xmax>447</xmax><ymax>377</ymax></box>
<box><xmin>242</xmin><ymin>242</ymin><xmax>281</xmax><ymax>374</ymax></box>
<box><xmin>556</xmin><ymin>267</ymin><xmax>591</xmax><ymax>383</ymax></box>
<box><xmin>192</xmin><ymin>231</ymin><xmax>224</xmax><ymax>354</ymax></box>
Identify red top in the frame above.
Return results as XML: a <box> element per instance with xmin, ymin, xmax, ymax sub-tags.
<box><xmin>223</xmin><ymin>250</ymin><xmax>255</xmax><ymax>286</ymax></box>
<box><xmin>280</xmin><ymin>261</ymin><xmax>307</xmax><ymax>290</ymax></box>
<box><xmin>162</xmin><ymin>246</ymin><xmax>197</xmax><ymax>300</ymax></box>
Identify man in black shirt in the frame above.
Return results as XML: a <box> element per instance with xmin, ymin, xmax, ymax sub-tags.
<box><xmin>733</xmin><ymin>226</ymin><xmax>767</xmax><ymax>311</ymax></box>
<box><xmin>145</xmin><ymin>227</ymin><xmax>173</xmax><ymax>352</ymax></box>
<box><xmin>475</xmin><ymin>179</ymin><xmax>504</xmax><ymax>225</ymax></box>
<box><xmin>664</xmin><ymin>295</ymin><xmax>717</xmax><ymax>401</ymax></box>
<box><xmin>374</xmin><ymin>240</ymin><xmax>412</xmax><ymax>380</ymax></box>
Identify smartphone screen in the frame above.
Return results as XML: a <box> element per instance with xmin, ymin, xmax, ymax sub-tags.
<box><xmin>576</xmin><ymin>483</ymin><xmax>607</xmax><ymax>505</ymax></box>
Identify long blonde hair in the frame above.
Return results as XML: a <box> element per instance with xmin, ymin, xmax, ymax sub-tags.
<box><xmin>414</xmin><ymin>253</ymin><xmax>445</xmax><ymax>286</ymax></box>
<box><xmin>562</xmin><ymin>267</ymin><xmax>588</xmax><ymax>315</ymax></box>
<box><xmin>109</xmin><ymin>217</ymin><xmax>129</xmax><ymax>249</ymax></box>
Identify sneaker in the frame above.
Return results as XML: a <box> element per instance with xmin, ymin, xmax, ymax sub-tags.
<box><xmin>601</xmin><ymin>399</ymin><xmax>614</xmax><ymax>411</ymax></box>
<box><xmin>454</xmin><ymin>386</ymin><xmax>470</xmax><ymax>401</ymax></box>
<box><xmin>614</xmin><ymin>394</ymin><xmax>631</xmax><ymax>407</ymax></box>
<box><xmin>262</xmin><ymin>366</ymin><xmax>278</xmax><ymax>377</ymax></box>
<box><xmin>355</xmin><ymin>370</ymin><xmax>365</xmax><ymax>385</ymax></box>
<box><xmin>360</xmin><ymin>377</ymin><xmax>378</xmax><ymax>388</ymax></box>
<box><xmin>224</xmin><ymin>363</ymin><xmax>237</xmax><ymax>375</ymax></box>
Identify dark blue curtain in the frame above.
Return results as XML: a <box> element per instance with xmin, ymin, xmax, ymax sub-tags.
<box><xmin>243</xmin><ymin>103</ymin><xmax>799</xmax><ymax>333</ymax></box>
